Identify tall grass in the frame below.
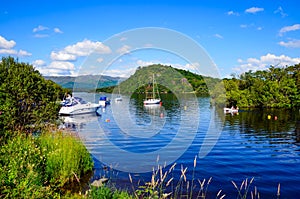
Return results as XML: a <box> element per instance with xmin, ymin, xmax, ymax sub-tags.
<box><xmin>39</xmin><ymin>131</ymin><xmax>93</xmax><ymax>187</ymax></box>
<box><xmin>0</xmin><ymin>130</ymin><xmax>93</xmax><ymax>198</ymax></box>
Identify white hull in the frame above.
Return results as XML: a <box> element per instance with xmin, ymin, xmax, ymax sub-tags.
<box><xmin>59</xmin><ymin>103</ymin><xmax>100</xmax><ymax>115</ymax></box>
<box><xmin>99</xmin><ymin>100</ymin><xmax>106</xmax><ymax>107</ymax></box>
<box><xmin>115</xmin><ymin>97</ymin><xmax>122</xmax><ymax>102</ymax></box>
<box><xmin>224</xmin><ymin>107</ymin><xmax>239</xmax><ymax>114</ymax></box>
<box><xmin>144</xmin><ymin>98</ymin><xmax>161</xmax><ymax>105</ymax></box>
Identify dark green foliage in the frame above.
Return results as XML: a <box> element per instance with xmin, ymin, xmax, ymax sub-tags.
<box><xmin>0</xmin><ymin>57</ymin><xmax>66</xmax><ymax>135</ymax></box>
<box><xmin>87</xmin><ymin>186</ymin><xmax>133</xmax><ymax>199</ymax></box>
<box><xmin>96</xmin><ymin>64</ymin><xmax>219</xmax><ymax>95</ymax></box>
<box><xmin>211</xmin><ymin>64</ymin><xmax>300</xmax><ymax>108</ymax></box>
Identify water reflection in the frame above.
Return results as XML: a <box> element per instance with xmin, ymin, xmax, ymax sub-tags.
<box><xmin>220</xmin><ymin>108</ymin><xmax>300</xmax><ymax>144</ymax></box>
<box><xmin>295</xmin><ymin>120</ymin><xmax>300</xmax><ymax>144</ymax></box>
<box><xmin>60</xmin><ymin>113</ymin><xmax>99</xmax><ymax>131</ymax></box>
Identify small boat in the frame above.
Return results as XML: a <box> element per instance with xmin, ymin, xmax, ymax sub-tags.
<box><xmin>59</xmin><ymin>97</ymin><xmax>101</xmax><ymax>115</ymax></box>
<box><xmin>114</xmin><ymin>86</ymin><xmax>122</xmax><ymax>102</ymax></box>
<box><xmin>115</xmin><ymin>97</ymin><xmax>122</xmax><ymax>102</ymax></box>
<box><xmin>144</xmin><ymin>74</ymin><xmax>161</xmax><ymax>105</ymax></box>
<box><xmin>224</xmin><ymin>107</ymin><xmax>239</xmax><ymax>114</ymax></box>
<box><xmin>99</xmin><ymin>96</ymin><xmax>110</xmax><ymax>107</ymax></box>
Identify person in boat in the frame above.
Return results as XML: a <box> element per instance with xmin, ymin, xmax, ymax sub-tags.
<box><xmin>64</xmin><ymin>93</ymin><xmax>73</xmax><ymax>106</ymax></box>
<box><xmin>231</xmin><ymin>106</ymin><xmax>239</xmax><ymax>110</ymax></box>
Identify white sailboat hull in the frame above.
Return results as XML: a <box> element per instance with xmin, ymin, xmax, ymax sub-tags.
<box><xmin>144</xmin><ymin>98</ymin><xmax>161</xmax><ymax>105</ymax></box>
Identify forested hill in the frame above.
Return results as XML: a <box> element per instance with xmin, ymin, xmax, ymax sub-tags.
<box><xmin>211</xmin><ymin>64</ymin><xmax>300</xmax><ymax>108</ymax></box>
<box><xmin>96</xmin><ymin>64</ymin><xmax>220</xmax><ymax>95</ymax></box>
<box><xmin>45</xmin><ymin>75</ymin><xmax>123</xmax><ymax>91</ymax></box>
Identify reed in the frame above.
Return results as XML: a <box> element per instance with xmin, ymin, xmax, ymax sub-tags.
<box><xmin>129</xmin><ymin>159</ymin><xmax>226</xmax><ymax>199</ymax></box>
<box><xmin>231</xmin><ymin>177</ymin><xmax>259</xmax><ymax>199</ymax></box>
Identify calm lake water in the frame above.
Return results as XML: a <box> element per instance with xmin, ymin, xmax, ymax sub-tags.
<box><xmin>61</xmin><ymin>92</ymin><xmax>300</xmax><ymax>198</ymax></box>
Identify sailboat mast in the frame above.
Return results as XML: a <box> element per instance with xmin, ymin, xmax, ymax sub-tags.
<box><xmin>153</xmin><ymin>74</ymin><xmax>155</xmax><ymax>99</ymax></box>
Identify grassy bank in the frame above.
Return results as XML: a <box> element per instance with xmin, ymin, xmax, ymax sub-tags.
<box><xmin>0</xmin><ymin>131</ymin><xmax>93</xmax><ymax>198</ymax></box>
<box><xmin>0</xmin><ymin>131</ymin><xmax>281</xmax><ymax>198</ymax></box>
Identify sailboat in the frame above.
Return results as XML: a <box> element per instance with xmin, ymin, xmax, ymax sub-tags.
<box><xmin>143</xmin><ymin>74</ymin><xmax>161</xmax><ymax>105</ymax></box>
<box><xmin>114</xmin><ymin>84</ymin><xmax>122</xmax><ymax>102</ymax></box>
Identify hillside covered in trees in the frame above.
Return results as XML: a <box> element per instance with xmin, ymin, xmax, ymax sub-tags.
<box><xmin>45</xmin><ymin>75</ymin><xmax>123</xmax><ymax>91</ymax></box>
<box><xmin>96</xmin><ymin>64</ymin><xmax>219</xmax><ymax>95</ymax></box>
<box><xmin>211</xmin><ymin>64</ymin><xmax>300</xmax><ymax>108</ymax></box>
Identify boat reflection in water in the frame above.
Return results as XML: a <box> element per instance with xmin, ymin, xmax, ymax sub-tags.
<box><xmin>59</xmin><ymin>113</ymin><xmax>100</xmax><ymax>131</ymax></box>
<box><xmin>143</xmin><ymin>103</ymin><xmax>165</xmax><ymax>118</ymax></box>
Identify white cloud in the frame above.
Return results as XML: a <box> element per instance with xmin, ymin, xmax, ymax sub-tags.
<box><xmin>54</xmin><ymin>27</ymin><xmax>63</xmax><ymax>34</ymax></box>
<box><xmin>36</xmin><ymin>61</ymin><xmax>75</xmax><ymax>76</ymax></box>
<box><xmin>33</xmin><ymin>34</ymin><xmax>49</xmax><ymax>38</ymax></box>
<box><xmin>18</xmin><ymin>49</ymin><xmax>32</xmax><ymax>56</ymax></box>
<box><xmin>227</xmin><ymin>11</ymin><xmax>239</xmax><ymax>16</ymax></box>
<box><xmin>245</xmin><ymin>7</ymin><xmax>264</xmax><ymax>14</ymax></box>
<box><xmin>64</xmin><ymin>39</ymin><xmax>111</xmax><ymax>56</ymax></box>
<box><xmin>0</xmin><ymin>35</ymin><xmax>31</xmax><ymax>57</ymax></box>
<box><xmin>274</xmin><ymin>6</ymin><xmax>288</xmax><ymax>18</ymax></box>
<box><xmin>116</xmin><ymin>45</ymin><xmax>131</xmax><ymax>54</ymax></box>
<box><xmin>136</xmin><ymin>60</ymin><xmax>199</xmax><ymax>73</ymax></box>
<box><xmin>101</xmin><ymin>68</ymin><xmax>136</xmax><ymax>78</ymax></box>
<box><xmin>42</xmin><ymin>39</ymin><xmax>111</xmax><ymax>75</ymax></box>
<box><xmin>136</xmin><ymin>60</ymin><xmax>156</xmax><ymax>67</ymax></box>
<box><xmin>51</xmin><ymin>51</ymin><xmax>77</xmax><ymax>61</ymax></box>
<box><xmin>48</xmin><ymin>61</ymin><xmax>75</xmax><ymax>70</ymax></box>
<box><xmin>0</xmin><ymin>49</ymin><xmax>16</xmax><ymax>54</ymax></box>
<box><xmin>0</xmin><ymin>35</ymin><xmax>16</xmax><ymax>49</ymax></box>
<box><xmin>33</xmin><ymin>25</ymin><xmax>49</xmax><ymax>33</ymax></box>
<box><xmin>214</xmin><ymin>34</ymin><xmax>223</xmax><ymax>39</ymax></box>
<box><xmin>0</xmin><ymin>49</ymin><xmax>31</xmax><ymax>57</ymax></box>
<box><xmin>240</xmin><ymin>23</ymin><xmax>261</xmax><ymax>30</ymax></box>
<box><xmin>36</xmin><ymin>67</ymin><xmax>72</xmax><ymax>76</ymax></box>
<box><xmin>97</xmin><ymin>57</ymin><xmax>104</xmax><ymax>63</ymax></box>
<box><xmin>278</xmin><ymin>39</ymin><xmax>300</xmax><ymax>48</ymax></box>
<box><xmin>32</xmin><ymin>59</ymin><xmax>46</xmax><ymax>67</ymax></box>
<box><xmin>50</xmin><ymin>39</ymin><xmax>111</xmax><ymax>62</ymax></box>
<box><xmin>234</xmin><ymin>53</ymin><xmax>300</xmax><ymax>74</ymax></box>
<box><xmin>279</xmin><ymin>24</ymin><xmax>300</xmax><ymax>36</ymax></box>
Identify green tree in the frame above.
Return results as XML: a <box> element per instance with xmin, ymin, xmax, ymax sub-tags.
<box><xmin>0</xmin><ymin>57</ymin><xmax>65</xmax><ymax>136</ymax></box>
<box><xmin>211</xmin><ymin>64</ymin><xmax>300</xmax><ymax>108</ymax></box>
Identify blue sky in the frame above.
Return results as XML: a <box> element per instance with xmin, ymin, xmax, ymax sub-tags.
<box><xmin>1</xmin><ymin>0</ymin><xmax>300</xmax><ymax>78</ymax></box>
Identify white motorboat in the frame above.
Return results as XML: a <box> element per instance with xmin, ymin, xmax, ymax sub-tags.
<box><xmin>224</xmin><ymin>107</ymin><xmax>239</xmax><ymax>114</ymax></box>
<box><xmin>59</xmin><ymin>97</ymin><xmax>101</xmax><ymax>115</ymax></box>
<box><xmin>144</xmin><ymin>74</ymin><xmax>161</xmax><ymax>106</ymax></box>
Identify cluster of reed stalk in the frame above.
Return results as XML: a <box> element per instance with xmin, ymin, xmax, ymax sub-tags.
<box><xmin>127</xmin><ymin>156</ymin><xmax>224</xmax><ymax>199</ymax></box>
<box><xmin>125</xmin><ymin>155</ymin><xmax>281</xmax><ymax>199</ymax></box>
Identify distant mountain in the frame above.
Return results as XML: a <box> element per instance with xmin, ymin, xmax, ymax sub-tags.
<box><xmin>44</xmin><ymin>75</ymin><xmax>125</xmax><ymax>91</ymax></box>
<box><xmin>96</xmin><ymin>64</ymin><xmax>220</xmax><ymax>95</ymax></box>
